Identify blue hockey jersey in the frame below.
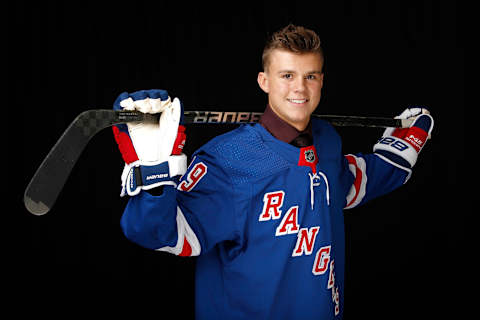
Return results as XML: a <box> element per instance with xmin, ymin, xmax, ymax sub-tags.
<box><xmin>120</xmin><ymin>119</ymin><xmax>410</xmax><ymax>319</ymax></box>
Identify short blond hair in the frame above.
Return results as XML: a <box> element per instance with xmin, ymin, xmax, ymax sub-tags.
<box><xmin>262</xmin><ymin>24</ymin><xmax>324</xmax><ymax>71</ymax></box>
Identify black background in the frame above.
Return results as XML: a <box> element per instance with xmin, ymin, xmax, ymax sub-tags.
<box><xmin>10</xmin><ymin>0</ymin><xmax>465</xmax><ymax>318</ymax></box>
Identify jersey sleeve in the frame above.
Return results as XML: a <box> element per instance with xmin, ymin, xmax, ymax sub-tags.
<box><xmin>342</xmin><ymin>152</ymin><xmax>411</xmax><ymax>209</ymax></box>
<box><xmin>119</xmin><ymin>150</ymin><xmax>239</xmax><ymax>257</ymax></box>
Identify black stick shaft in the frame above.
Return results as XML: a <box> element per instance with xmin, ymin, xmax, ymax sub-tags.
<box><xmin>123</xmin><ymin>110</ymin><xmax>405</xmax><ymax>128</ymax></box>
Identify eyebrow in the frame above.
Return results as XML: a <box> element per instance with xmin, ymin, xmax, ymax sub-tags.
<box><xmin>277</xmin><ymin>70</ymin><xmax>323</xmax><ymax>75</ymax></box>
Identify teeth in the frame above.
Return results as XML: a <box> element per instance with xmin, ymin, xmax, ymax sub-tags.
<box><xmin>288</xmin><ymin>99</ymin><xmax>308</xmax><ymax>104</ymax></box>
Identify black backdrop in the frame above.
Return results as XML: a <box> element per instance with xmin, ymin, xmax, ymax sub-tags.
<box><xmin>11</xmin><ymin>1</ymin><xmax>465</xmax><ymax>318</ymax></box>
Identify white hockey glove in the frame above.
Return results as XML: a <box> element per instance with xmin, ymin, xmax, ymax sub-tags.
<box><xmin>112</xmin><ymin>89</ymin><xmax>187</xmax><ymax>196</ymax></box>
<box><xmin>374</xmin><ymin>107</ymin><xmax>434</xmax><ymax>169</ymax></box>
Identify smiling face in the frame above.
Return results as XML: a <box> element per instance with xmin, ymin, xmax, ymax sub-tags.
<box><xmin>257</xmin><ymin>49</ymin><xmax>324</xmax><ymax>131</ymax></box>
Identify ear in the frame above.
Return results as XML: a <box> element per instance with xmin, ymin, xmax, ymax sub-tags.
<box><xmin>257</xmin><ymin>72</ymin><xmax>269</xmax><ymax>94</ymax></box>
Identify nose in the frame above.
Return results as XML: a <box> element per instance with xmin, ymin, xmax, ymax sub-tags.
<box><xmin>293</xmin><ymin>77</ymin><xmax>307</xmax><ymax>93</ymax></box>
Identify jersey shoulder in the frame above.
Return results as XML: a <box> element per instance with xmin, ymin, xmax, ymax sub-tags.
<box><xmin>193</xmin><ymin>124</ymin><xmax>291</xmax><ymax>184</ymax></box>
<box><xmin>312</xmin><ymin>118</ymin><xmax>343</xmax><ymax>160</ymax></box>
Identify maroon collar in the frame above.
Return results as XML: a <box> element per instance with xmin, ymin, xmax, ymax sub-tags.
<box><xmin>259</xmin><ymin>104</ymin><xmax>312</xmax><ymax>145</ymax></box>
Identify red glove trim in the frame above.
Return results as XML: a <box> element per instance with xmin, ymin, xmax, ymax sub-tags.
<box><xmin>172</xmin><ymin>125</ymin><xmax>187</xmax><ymax>155</ymax></box>
<box><xmin>392</xmin><ymin>126</ymin><xmax>428</xmax><ymax>153</ymax></box>
<box><xmin>112</xmin><ymin>126</ymin><xmax>139</xmax><ymax>164</ymax></box>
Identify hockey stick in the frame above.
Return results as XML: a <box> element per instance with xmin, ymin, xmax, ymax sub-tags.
<box><xmin>24</xmin><ymin>109</ymin><xmax>412</xmax><ymax>216</ymax></box>
<box><xmin>182</xmin><ymin>111</ymin><xmax>412</xmax><ymax>128</ymax></box>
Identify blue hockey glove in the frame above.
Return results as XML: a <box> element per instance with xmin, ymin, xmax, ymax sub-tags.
<box><xmin>374</xmin><ymin>107</ymin><xmax>434</xmax><ymax>169</ymax></box>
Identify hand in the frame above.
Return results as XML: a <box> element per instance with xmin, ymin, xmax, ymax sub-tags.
<box><xmin>374</xmin><ymin>107</ymin><xmax>434</xmax><ymax>168</ymax></box>
<box><xmin>112</xmin><ymin>89</ymin><xmax>187</xmax><ymax>196</ymax></box>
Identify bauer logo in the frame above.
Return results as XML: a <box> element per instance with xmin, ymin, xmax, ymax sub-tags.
<box><xmin>146</xmin><ymin>173</ymin><xmax>169</xmax><ymax>180</ymax></box>
<box><xmin>191</xmin><ymin>111</ymin><xmax>263</xmax><ymax>123</ymax></box>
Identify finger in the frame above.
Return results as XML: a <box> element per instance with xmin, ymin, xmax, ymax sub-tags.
<box><xmin>151</xmin><ymin>96</ymin><xmax>171</xmax><ymax>114</ymax></box>
<box><xmin>119</xmin><ymin>97</ymin><xmax>136</xmax><ymax>110</ymax></box>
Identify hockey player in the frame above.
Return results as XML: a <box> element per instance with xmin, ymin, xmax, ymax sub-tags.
<box><xmin>112</xmin><ymin>24</ymin><xmax>433</xmax><ymax>319</ymax></box>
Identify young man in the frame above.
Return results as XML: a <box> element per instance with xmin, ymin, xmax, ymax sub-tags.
<box><xmin>112</xmin><ymin>24</ymin><xmax>433</xmax><ymax>319</ymax></box>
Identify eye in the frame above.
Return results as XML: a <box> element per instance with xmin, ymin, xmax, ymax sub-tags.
<box><xmin>305</xmin><ymin>74</ymin><xmax>316</xmax><ymax>80</ymax></box>
<box><xmin>282</xmin><ymin>73</ymin><xmax>293</xmax><ymax>80</ymax></box>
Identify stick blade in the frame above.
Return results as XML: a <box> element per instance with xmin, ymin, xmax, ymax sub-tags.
<box><xmin>24</xmin><ymin>195</ymin><xmax>50</xmax><ymax>216</ymax></box>
<box><xmin>23</xmin><ymin>110</ymin><xmax>121</xmax><ymax>215</ymax></box>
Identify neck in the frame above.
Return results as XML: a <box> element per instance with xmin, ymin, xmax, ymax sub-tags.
<box><xmin>259</xmin><ymin>104</ymin><xmax>312</xmax><ymax>144</ymax></box>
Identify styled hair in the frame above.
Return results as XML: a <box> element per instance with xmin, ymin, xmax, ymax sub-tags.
<box><xmin>262</xmin><ymin>24</ymin><xmax>324</xmax><ymax>71</ymax></box>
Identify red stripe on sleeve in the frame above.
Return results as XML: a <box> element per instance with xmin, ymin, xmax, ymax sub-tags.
<box><xmin>179</xmin><ymin>236</ymin><xmax>193</xmax><ymax>257</ymax></box>
<box><xmin>345</xmin><ymin>155</ymin><xmax>363</xmax><ymax>208</ymax></box>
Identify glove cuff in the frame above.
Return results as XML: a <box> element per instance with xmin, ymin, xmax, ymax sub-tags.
<box><xmin>373</xmin><ymin>136</ymin><xmax>418</xmax><ymax>168</ymax></box>
<box><xmin>120</xmin><ymin>154</ymin><xmax>187</xmax><ymax>197</ymax></box>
